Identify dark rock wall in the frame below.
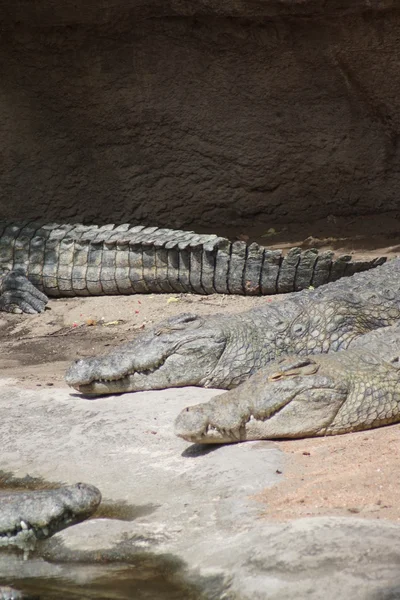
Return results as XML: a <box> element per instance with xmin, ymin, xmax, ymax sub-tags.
<box><xmin>1</xmin><ymin>9</ymin><xmax>400</xmax><ymax>228</ymax></box>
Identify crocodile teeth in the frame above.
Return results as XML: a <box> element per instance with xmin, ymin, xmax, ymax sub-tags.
<box><xmin>94</xmin><ymin>361</ymin><xmax>164</xmax><ymax>384</ymax></box>
<box><xmin>0</xmin><ymin>519</ymin><xmax>60</xmax><ymax>544</ymax></box>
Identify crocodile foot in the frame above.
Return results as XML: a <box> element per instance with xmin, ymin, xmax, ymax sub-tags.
<box><xmin>0</xmin><ymin>270</ymin><xmax>48</xmax><ymax>314</ymax></box>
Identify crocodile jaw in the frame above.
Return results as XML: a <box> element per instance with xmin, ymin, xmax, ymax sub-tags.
<box><xmin>65</xmin><ymin>314</ymin><xmax>227</xmax><ymax>396</ymax></box>
<box><xmin>174</xmin><ymin>357</ymin><xmax>350</xmax><ymax>443</ymax></box>
<box><xmin>69</xmin><ymin>353</ymin><xmax>221</xmax><ymax>396</ymax></box>
<box><xmin>0</xmin><ymin>483</ymin><xmax>101</xmax><ymax>548</ymax></box>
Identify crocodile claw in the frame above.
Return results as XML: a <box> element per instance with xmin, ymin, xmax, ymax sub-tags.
<box><xmin>0</xmin><ymin>270</ymin><xmax>49</xmax><ymax>314</ymax></box>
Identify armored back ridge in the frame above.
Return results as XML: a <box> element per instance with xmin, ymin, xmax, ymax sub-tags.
<box><xmin>0</xmin><ymin>221</ymin><xmax>386</xmax><ymax>298</ymax></box>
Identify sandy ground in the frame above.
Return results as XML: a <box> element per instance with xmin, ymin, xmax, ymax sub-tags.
<box><xmin>1</xmin><ymin>213</ymin><xmax>400</xmax><ymax>524</ymax></box>
<box><xmin>202</xmin><ymin>210</ymin><xmax>400</xmax><ymax>260</ymax></box>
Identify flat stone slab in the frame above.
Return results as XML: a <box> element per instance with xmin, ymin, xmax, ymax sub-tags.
<box><xmin>1</xmin><ymin>379</ymin><xmax>400</xmax><ymax>598</ymax></box>
<box><xmin>0</xmin><ymin>380</ymin><xmax>282</xmax><ymax>515</ymax></box>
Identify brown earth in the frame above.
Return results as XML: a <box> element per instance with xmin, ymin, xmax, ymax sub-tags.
<box><xmin>256</xmin><ymin>426</ymin><xmax>400</xmax><ymax>523</ymax></box>
<box><xmin>1</xmin><ymin>216</ymin><xmax>400</xmax><ymax>523</ymax></box>
<box><xmin>0</xmin><ymin>292</ymin><xmax>267</xmax><ymax>390</ymax></box>
<box><xmin>216</xmin><ymin>211</ymin><xmax>400</xmax><ymax>261</ymax></box>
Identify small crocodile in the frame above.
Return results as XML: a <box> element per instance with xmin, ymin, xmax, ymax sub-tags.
<box><xmin>0</xmin><ymin>483</ymin><xmax>101</xmax><ymax>599</ymax></box>
<box><xmin>0</xmin><ymin>483</ymin><xmax>101</xmax><ymax>549</ymax></box>
<box><xmin>0</xmin><ymin>221</ymin><xmax>384</xmax><ymax>313</ymax></box>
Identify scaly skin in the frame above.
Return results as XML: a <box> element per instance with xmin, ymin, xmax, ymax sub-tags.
<box><xmin>0</xmin><ymin>270</ymin><xmax>48</xmax><ymax>314</ymax></box>
<box><xmin>66</xmin><ymin>258</ymin><xmax>400</xmax><ymax>395</ymax></box>
<box><xmin>0</xmin><ymin>221</ymin><xmax>385</xmax><ymax>312</ymax></box>
<box><xmin>0</xmin><ymin>483</ymin><xmax>101</xmax><ymax>548</ymax></box>
<box><xmin>175</xmin><ymin>324</ymin><xmax>400</xmax><ymax>442</ymax></box>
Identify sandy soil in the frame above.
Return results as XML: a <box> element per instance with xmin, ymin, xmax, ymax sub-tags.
<box><xmin>257</xmin><ymin>427</ymin><xmax>400</xmax><ymax>522</ymax></box>
<box><xmin>1</xmin><ymin>213</ymin><xmax>400</xmax><ymax>523</ymax></box>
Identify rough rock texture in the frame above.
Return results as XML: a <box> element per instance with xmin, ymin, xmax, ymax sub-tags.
<box><xmin>0</xmin><ymin>0</ymin><xmax>396</xmax><ymax>26</ymax></box>
<box><xmin>1</xmin><ymin>4</ymin><xmax>400</xmax><ymax>229</ymax></box>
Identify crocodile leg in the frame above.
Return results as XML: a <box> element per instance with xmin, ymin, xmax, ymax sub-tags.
<box><xmin>0</xmin><ymin>270</ymin><xmax>48</xmax><ymax>314</ymax></box>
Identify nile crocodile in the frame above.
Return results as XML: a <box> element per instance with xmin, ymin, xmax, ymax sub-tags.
<box><xmin>175</xmin><ymin>323</ymin><xmax>400</xmax><ymax>442</ymax></box>
<box><xmin>0</xmin><ymin>483</ymin><xmax>101</xmax><ymax>549</ymax></box>
<box><xmin>0</xmin><ymin>483</ymin><xmax>101</xmax><ymax>599</ymax></box>
<box><xmin>65</xmin><ymin>258</ymin><xmax>400</xmax><ymax>440</ymax></box>
<box><xmin>0</xmin><ymin>221</ymin><xmax>384</xmax><ymax>313</ymax></box>
<box><xmin>66</xmin><ymin>257</ymin><xmax>400</xmax><ymax>394</ymax></box>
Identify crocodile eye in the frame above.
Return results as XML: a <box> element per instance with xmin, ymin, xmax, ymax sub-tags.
<box><xmin>292</xmin><ymin>322</ymin><xmax>307</xmax><ymax>337</ymax></box>
<box><xmin>389</xmin><ymin>356</ymin><xmax>400</xmax><ymax>367</ymax></box>
<box><xmin>178</xmin><ymin>315</ymin><xmax>199</xmax><ymax>324</ymax></box>
<box><xmin>383</xmin><ymin>289</ymin><xmax>396</xmax><ymax>300</ymax></box>
<box><xmin>362</xmin><ymin>356</ymin><xmax>379</xmax><ymax>365</ymax></box>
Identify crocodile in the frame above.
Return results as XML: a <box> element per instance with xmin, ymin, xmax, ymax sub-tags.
<box><xmin>0</xmin><ymin>221</ymin><xmax>385</xmax><ymax>313</ymax></box>
<box><xmin>0</xmin><ymin>483</ymin><xmax>101</xmax><ymax>549</ymax></box>
<box><xmin>65</xmin><ymin>256</ymin><xmax>400</xmax><ymax>440</ymax></box>
<box><xmin>175</xmin><ymin>323</ymin><xmax>400</xmax><ymax>442</ymax></box>
<box><xmin>0</xmin><ymin>482</ymin><xmax>100</xmax><ymax>599</ymax></box>
<box><xmin>65</xmin><ymin>256</ymin><xmax>400</xmax><ymax>396</ymax></box>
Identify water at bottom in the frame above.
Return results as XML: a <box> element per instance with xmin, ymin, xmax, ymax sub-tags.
<box><xmin>0</xmin><ymin>556</ymin><xmax>209</xmax><ymax>600</ymax></box>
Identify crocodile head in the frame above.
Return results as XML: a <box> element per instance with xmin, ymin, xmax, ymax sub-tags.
<box><xmin>174</xmin><ymin>355</ymin><xmax>354</xmax><ymax>443</ymax></box>
<box><xmin>65</xmin><ymin>313</ymin><xmax>232</xmax><ymax>396</ymax></box>
<box><xmin>0</xmin><ymin>483</ymin><xmax>101</xmax><ymax>548</ymax></box>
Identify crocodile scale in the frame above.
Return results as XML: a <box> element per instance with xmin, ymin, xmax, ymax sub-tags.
<box><xmin>0</xmin><ymin>221</ymin><xmax>386</xmax><ymax>297</ymax></box>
